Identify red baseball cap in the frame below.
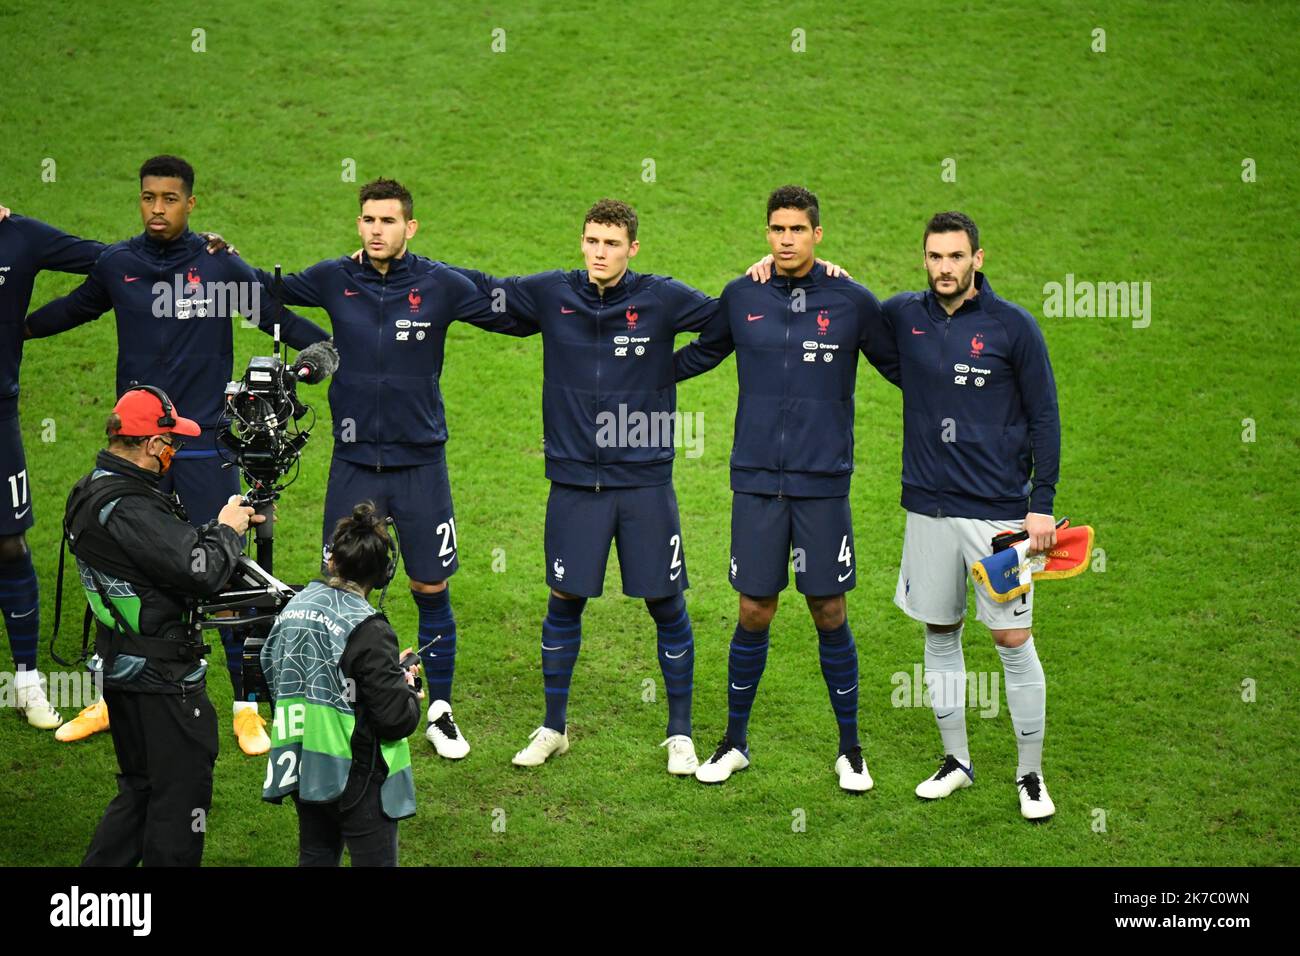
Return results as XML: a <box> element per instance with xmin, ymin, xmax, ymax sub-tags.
<box><xmin>111</xmin><ymin>386</ymin><xmax>202</xmax><ymax>438</ymax></box>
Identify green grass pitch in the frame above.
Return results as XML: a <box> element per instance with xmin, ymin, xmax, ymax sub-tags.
<box><xmin>0</xmin><ymin>0</ymin><xmax>1296</xmax><ymax>866</ymax></box>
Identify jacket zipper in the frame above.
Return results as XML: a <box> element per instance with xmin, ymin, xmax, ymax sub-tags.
<box><xmin>376</xmin><ymin>274</ymin><xmax>386</xmax><ymax>470</ymax></box>
<box><xmin>157</xmin><ymin>248</ymin><xmax>168</xmax><ymax>371</ymax></box>
<box><xmin>594</xmin><ymin>291</ymin><xmax>603</xmax><ymax>492</ymax></box>
<box><xmin>778</xmin><ymin>287</ymin><xmax>791</xmax><ymax>499</ymax></box>
<box><xmin>937</xmin><ymin>311</ymin><xmax>951</xmax><ymax>518</ymax></box>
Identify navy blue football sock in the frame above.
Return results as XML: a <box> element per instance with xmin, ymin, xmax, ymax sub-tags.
<box><xmin>817</xmin><ymin>620</ymin><xmax>860</xmax><ymax>753</ymax></box>
<box><xmin>0</xmin><ymin>553</ymin><xmax>39</xmax><ymax>673</ymax></box>
<box><xmin>726</xmin><ymin>623</ymin><xmax>769</xmax><ymax>752</ymax></box>
<box><xmin>219</xmin><ymin>624</ymin><xmax>245</xmax><ymax>701</ymax></box>
<box><xmin>646</xmin><ymin>595</ymin><xmax>693</xmax><ymax>738</ymax></box>
<box><xmin>542</xmin><ymin>594</ymin><xmax>586</xmax><ymax>732</ymax></box>
<box><xmin>414</xmin><ymin>587</ymin><xmax>457</xmax><ymax>706</ymax></box>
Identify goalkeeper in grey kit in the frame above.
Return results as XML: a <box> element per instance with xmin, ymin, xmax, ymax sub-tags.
<box><xmin>881</xmin><ymin>211</ymin><xmax>1061</xmax><ymax>821</ymax></box>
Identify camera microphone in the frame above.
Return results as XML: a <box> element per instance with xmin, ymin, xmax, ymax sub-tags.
<box><xmin>290</xmin><ymin>340</ymin><xmax>340</xmax><ymax>384</ymax></box>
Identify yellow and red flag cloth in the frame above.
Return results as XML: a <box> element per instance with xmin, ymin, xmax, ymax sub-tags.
<box><xmin>971</xmin><ymin>519</ymin><xmax>1095</xmax><ymax>604</ymax></box>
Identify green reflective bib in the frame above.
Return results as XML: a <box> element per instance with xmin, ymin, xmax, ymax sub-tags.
<box><xmin>261</xmin><ymin>581</ymin><xmax>415</xmax><ymax>820</ymax></box>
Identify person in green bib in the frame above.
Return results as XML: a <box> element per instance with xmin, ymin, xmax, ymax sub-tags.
<box><xmin>261</xmin><ymin>502</ymin><xmax>422</xmax><ymax>866</ymax></box>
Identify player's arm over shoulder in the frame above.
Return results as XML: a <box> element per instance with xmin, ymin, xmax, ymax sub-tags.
<box><xmin>651</xmin><ymin>274</ymin><xmax>718</xmax><ymax>333</ymax></box>
<box><xmin>446</xmin><ymin>263</ymin><xmax>558</xmax><ymax>334</ymax></box>
<box><xmin>16</xmin><ymin>214</ymin><xmax>105</xmax><ymax>275</ymax></box>
<box><xmin>234</xmin><ymin>257</ymin><xmax>331</xmax><ymax>346</ymax></box>
<box><xmin>24</xmin><ymin>243</ymin><xmax>122</xmax><ymax>337</ymax></box>
<box><xmin>836</xmin><ymin>279</ymin><xmax>901</xmax><ymax>386</ymax></box>
<box><xmin>674</xmin><ymin>278</ymin><xmax>741</xmax><ymax>381</ymax></box>
<box><xmin>248</xmin><ymin>257</ymin><xmax>339</xmax><ymax>310</ymax></box>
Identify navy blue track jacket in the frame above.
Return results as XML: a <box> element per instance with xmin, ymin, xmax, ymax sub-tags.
<box><xmin>881</xmin><ymin>272</ymin><xmax>1060</xmax><ymax>520</ymax></box>
<box><xmin>455</xmin><ymin>267</ymin><xmax>718</xmax><ymax>489</ymax></box>
<box><xmin>266</xmin><ymin>252</ymin><xmax>530</xmax><ymax>465</ymax></box>
<box><xmin>674</xmin><ymin>263</ymin><xmax>897</xmax><ymax>497</ymax></box>
<box><xmin>25</xmin><ymin>230</ymin><xmax>330</xmax><ymax>449</ymax></box>
<box><xmin>266</xmin><ymin>253</ymin><xmax>531</xmax><ymax>468</ymax></box>
<box><xmin>0</xmin><ymin>214</ymin><xmax>104</xmax><ymax>418</ymax></box>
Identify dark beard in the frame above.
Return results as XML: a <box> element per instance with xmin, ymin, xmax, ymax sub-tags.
<box><xmin>928</xmin><ymin>265</ymin><xmax>974</xmax><ymax>302</ymax></box>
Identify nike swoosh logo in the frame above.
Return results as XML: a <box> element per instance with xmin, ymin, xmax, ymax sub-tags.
<box><xmin>1020</xmin><ymin>730</ymin><xmax>1038</xmax><ymax>736</ymax></box>
<box><xmin>835</xmin><ymin>684</ymin><xmax>858</xmax><ymax>695</ymax></box>
<box><xmin>11</xmin><ymin>608</ymin><xmax>35</xmax><ymax>619</ymax></box>
<box><xmin>123</xmin><ymin>275</ymin><xmax>140</xmax><ymax>283</ymax></box>
<box><xmin>1013</xmin><ymin>606</ymin><xmax>1029</xmax><ymax>616</ymax></box>
<box><xmin>541</xmin><ymin>644</ymin><xmax>562</xmax><ymax>651</ymax></box>
<box><xmin>837</xmin><ymin>569</ymin><xmax>853</xmax><ymax>582</ymax></box>
<box><xmin>561</xmin><ymin>307</ymin><xmax>576</xmax><ymax>314</ymax></box>
<box><xmin>669</xmin><ymin>568</ymin><xmax>681</xmax><ymax>580</ymax></box>
<box><xmin>746</xmin><ymin>313</ymin><xmax>763</xmax><ymax>321</ymax></box>
<box><xmin>14</xmin><ymin>507</ymin><xmax>30</xmax><ymax>519</ymax></box>
<box><xmin>935</xmin><ymin>711</ymin><xmax>954</xmax><ymax>720</ymax></box>
<box><xmin>665</xmin><ymin>648</ymin><xmax>688</xmax><ymax>659</ymax></box>
<box><xmin>344</xmin><ymin>289</ymin><xmax>360</xmax><ymax>296</ymax></box>
<box><xmin>441</xmin><ymin>555</ymin><xmax>455</xmax><ymax>566</ymax></box>
<box><xmin>911</xmin><ymin>327</ymin><xmax>925</xmax><ymax>334</ymax></box>
<box><xmin>731</xmin><ymin>683</ymin><xmax>753</xmax><ymax>691</ymax></box>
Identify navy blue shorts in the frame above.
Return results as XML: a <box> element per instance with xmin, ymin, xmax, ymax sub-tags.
<box><xmin>545</xmin><ymin>482</ymin><xmax>687</xmax><ymax>599</ymax></box>
<box><xmin>158</xmin><ymin>451</ymin><xmax>241</xmax><ymax>527</ymax></box>
<box><xmin>729</xmin><ymin>492</ymin><xmax>856</xmax><ymax>597</ymax></box>
<box><xmin>0</xmin><ymin>413</ymin><xmax>34</xmax><ymax>537</ymax></box>
<box><xmin>323</xmin><ymin>453</ymin><xmax>457</xmax><ymax>584</ymax></box>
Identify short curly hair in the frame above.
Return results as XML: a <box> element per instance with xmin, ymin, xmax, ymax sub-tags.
<box><xmin>767</xmin><ymin>185</ymin><xmax>820</xmax><ymax>228</ymax></box>
<box><xmin>140</xmin><ymin>155</ymin><xmax>195</xmax><ymax>195</ymax></box>
<box><xmin>583</xmin><ymin>198</ymin><xmax>638</xmax><ymax>242</ymax></box>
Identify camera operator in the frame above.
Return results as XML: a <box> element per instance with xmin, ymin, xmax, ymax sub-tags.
<box><xmin>69</xmin><ymin>386</ymin><xmax>262</xmax><ymax>866</ymax></box>
<box><xmin>261</xmin><ymin>502</ymin><xmax>421</xmax><ymax>867</ymax></box>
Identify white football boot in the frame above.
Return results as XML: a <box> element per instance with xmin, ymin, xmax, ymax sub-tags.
<box><xmin>1017</xmin><ymin>772</ymin><xmax>1056</xmax><ymax>821</ymax></box>
<box><xmin>425</xmin><ymin>700</ymin><xmax>470</xmax><ymax>759</ymax></box>
<box><xmin>916</xmin><ymin>754</ymin><xmax>975</xmax><ymax>800</ymax></box>
<box><xmin>661</xmin><ymin>735</ymin><xmax>699</xmax><ymax>776</ymax></box>
<box><xmin>511</xmin><ymin>725</ymin><xmax>569</xmax><ymax>767</ymax></box>
<box><xmin>694</xmin><ymin>738</ymin><xmax>749</xmax><ymax>784</ymax></box>
<box><xmin>835</xmin><ymin>745</ymin><xmax>874</xmax><ymax>793</ymax></box>
<box><xmin>15</xmin><ymin>676</ymin><xmax>63</xmax><ymax>730</ymax></box>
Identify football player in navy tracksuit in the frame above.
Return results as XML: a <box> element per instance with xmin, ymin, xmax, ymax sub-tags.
<box><xmin>0</xmin><ymin>211</ymin><xmax>104</xmax><ymax>730</ymax></box>
<box><xmin>0</xmin><ymin>197</ymin><xmax>233</xmax><ymax>735</ymax></box>
<box><xmin>883</xmin><ymin>212</ymin><xmax>1061</xmax><ymax>821</ymax></box>
<box><xmin>23</xmin><ymin>156</ymin><xmax>331</xmax><ymax>754</ymax></box>
<box><xmin>454</xmin><ymin>199</ymin><xmax>720</xmax><ymax>775</ymax></box>
<box><xmin>256</xmin><ymin>178</ymin><xmax>533</xmax><ymax>761</ymax></box>
<box><xmin>674</xmin><ymin>186</ymin><xmax>899</xmax><ymax>793</ymax></box>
